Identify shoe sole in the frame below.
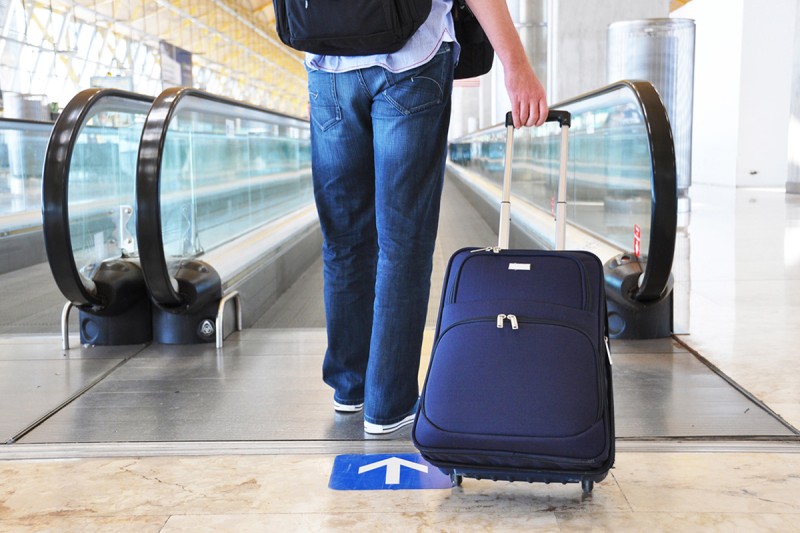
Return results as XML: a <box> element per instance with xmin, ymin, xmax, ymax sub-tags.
<box><xmin>334</xmin><ymin>402</ymin><xmax>363</xmax><ymax>413</ymax></box>
<box><xmin>364</xmin><ymin>414</ymin><xmax>416</xmax><ymax>435</ymax></box>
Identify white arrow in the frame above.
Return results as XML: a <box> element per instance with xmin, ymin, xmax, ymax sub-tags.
<box><xmin>358</xmin><ymin>457</ymin><xmax>429</xmax><ymax>485</ymax></box>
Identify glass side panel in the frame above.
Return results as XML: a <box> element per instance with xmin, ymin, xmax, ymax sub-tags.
<box><xmin>0</xmin><ymin>119</ymin><xmax>53</xmax><ymax>220</ymax></box>
<box><xmin>159</xmin><ymin>95</ymin><xmax>312</xmax><ymax>272</ymax></box>
<box><xmin>67</xmin><ymin>97</ymin><xmax>151</xmax><ymax>286</ymax></box>
<box><xmin>449</xmin><ymin>86</ymin><xmax>653</xmax><ymax>256</ymax></box>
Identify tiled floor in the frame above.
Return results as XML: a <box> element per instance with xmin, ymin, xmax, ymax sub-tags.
<box><xmin>1</xmin><ymin>184</ymin><xmax>799</xmax><ymax>531</ymax></box>
<box><xmin>1</xmin><ymin>448</ymin><xmax>799</xmax><ymax>531</ymax></box>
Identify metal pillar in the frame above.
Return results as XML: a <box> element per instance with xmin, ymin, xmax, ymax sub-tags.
<box><xmin>608</xmin><ymin>18</ymin><xmax>696</xmax><ymax>209</ymax></box>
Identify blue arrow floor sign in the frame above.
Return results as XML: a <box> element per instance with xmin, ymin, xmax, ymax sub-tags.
<box><xmin>329</xmin><ymin>453</ymin><xmax>453</xmax><ymax>491</ymax></box>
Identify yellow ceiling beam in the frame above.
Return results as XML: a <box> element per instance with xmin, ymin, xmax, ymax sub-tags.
<box><xmin>251</xmin><ymin>2</ymin><xmax>273</xmax><ymax>15</ymax></box>
<box><xmin>670</xmin><ymin>0</ymin><xmax>693</xmax><ymax>12</ymax></box>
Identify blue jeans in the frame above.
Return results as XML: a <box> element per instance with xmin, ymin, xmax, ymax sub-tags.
<box><xmin>308</xmin><ymin>44</ymin><xmax>454</xmax><ymax>425</ymax></box>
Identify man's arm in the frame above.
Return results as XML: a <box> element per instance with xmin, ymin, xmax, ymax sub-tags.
<box><xmin>464</xmin><ymin>0</ymin><xmax>548</xmax><ymax>128</ymax></box>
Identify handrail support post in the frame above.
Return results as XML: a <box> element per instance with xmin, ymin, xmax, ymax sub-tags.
<box><xmin>61</xmin><ymin>301</ymin><xmax>75</xmax><ymax>351</ymax></box>
<box><xmin>216</xmin><ymin>290</ymin><xmax>242</xmax><ymax>348</ymax></box>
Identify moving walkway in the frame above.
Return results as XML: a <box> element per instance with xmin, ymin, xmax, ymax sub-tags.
<box><xmin>37</xmin><ymin>81</ymin><xmax>679</xmax><ymax>347</ymax></box>
<box><xmin>0</xmin><ymin>116</ymin><xmax>53</xmax><ymax>273</ymax></box>
<box><xmin>2</xmin><ymin>82</ymin><xmax>797</xmax><ymax>447</ymax></box>
<box><xmin>42</xmin><ymin>89</ymin><xmax>154</xmax><ymax>347</ymax></box>
<box><xmin>40</xmin><ymin>88</ymin><xmax>315</xmax><ymax>347</ymax></box>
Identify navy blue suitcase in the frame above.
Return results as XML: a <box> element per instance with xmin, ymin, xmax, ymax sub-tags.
<box><xmin>412</xmin><ymin>111</ymin><xmax>615</xmax><ymax>494</ymax></box>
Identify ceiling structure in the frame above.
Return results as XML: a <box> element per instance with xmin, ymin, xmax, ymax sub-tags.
<box><xmin>52</xmin><ymin>0</ymin><xmax>308</xmax><ymax>115</ymax></box>
<box><xmin>4</xmin><ymin>0</ymin><xmax>695</xmax><ymax>118</ymax></box>
<box><xmin>670</xmin><ymin>0</ymin><xmax>693</xmax><ymax>11</ymax></box>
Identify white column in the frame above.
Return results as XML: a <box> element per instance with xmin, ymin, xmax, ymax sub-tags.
<box><xmin>788</xmin><ymin>0</ymin><xmax>800</xmax><ymax>194</ymax></box>
<box><xmin>675</xmin><ymin>0</ymin><xmax>797</xmax><ymax>188</ymax></box>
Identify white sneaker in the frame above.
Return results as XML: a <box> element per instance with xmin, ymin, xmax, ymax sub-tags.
<box><xmin>334</xmin><ymin>400</ymin><xmax>363</xmax><ymax>413</ymax></box>
<box><xmin>364</xmin><ymin>413</ymin><xmax>416</xmax><ymax>435</ymax></box>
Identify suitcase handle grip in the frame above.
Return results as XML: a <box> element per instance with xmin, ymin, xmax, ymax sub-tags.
<box><xmin>499</xmin><ymin>109</ymin><xmax>571</xmax><ymax>250</ymax></box>
<box><xmin>504</xmin><ymin>110</ymin><xmax>571</xmax><ymax>128</ymax></box>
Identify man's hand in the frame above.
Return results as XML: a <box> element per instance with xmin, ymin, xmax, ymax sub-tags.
<box><xmin>504</xmin><ymin>60</ymin><xmax>548</xmax><ymax>128</ymax></box>
<box><xmin>465</xmin><ymin>0</ymin><xmax>549</xmax><ymax>128</ymax></box>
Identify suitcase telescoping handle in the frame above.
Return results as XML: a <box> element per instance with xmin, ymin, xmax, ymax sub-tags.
<box><xmin>499</xmin><ymin>110</ymin><xmax>571</xmax><ymax>250</ymax></box>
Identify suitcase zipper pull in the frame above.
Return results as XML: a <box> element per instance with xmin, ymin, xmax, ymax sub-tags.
<box><xmin>507</xmin><ymin>314</ymin><xmax>519</xmax><ymax>329</ymax></box>
<box><xmin>496</xmin><ymin>314</ymin><xmax>519</xmax><ymax>329</ymax></box>
<box><xmin>604</xmin><ymin>336</ymin><xmax>613</xmax><ymax>365</ymax></box>
<box><xmin>471</xmin><ymin>246</ymin><xmax>502</xmax><ymax>254</ymax></box>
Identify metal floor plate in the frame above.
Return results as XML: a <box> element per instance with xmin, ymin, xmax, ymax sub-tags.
<box><xmin>0</xmin><ymin>339</ymin><xmax>146</xmax><ymax>443</ymax></box>
<box><xmin>12</xmin><ymin>329</ymin><xmax>796</xmax><ymax>445</ymax></box>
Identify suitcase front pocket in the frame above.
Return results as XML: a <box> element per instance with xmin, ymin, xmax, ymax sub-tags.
<box><xmin>424</xmin><ymin>318</ymin><xmax>601</xmax><ymax>439</ymax></box>
<box><xmin>449</xmin><ymin>252</ymin><xmax>589</xmax><ymax>310</ymax></box>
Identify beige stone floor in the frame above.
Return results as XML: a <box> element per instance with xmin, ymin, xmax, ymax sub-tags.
<box><xmin>1</xmin><ymin>447</ymin><xmax>799</xmax><ymax>532</ymax></box>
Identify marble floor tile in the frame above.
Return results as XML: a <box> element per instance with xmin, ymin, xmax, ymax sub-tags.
<box><xmin>0</xmin><ymin>516</ymin><xmax>167</xmax><ymax>533</ymax></box>
<box><xmin>612</xmin><ymin>452</ymin><xmax>800</xmax><ymax>514</ymax></box>
<box><xmin>553</xmin><ymin>512</ymin><xmax>798</xmax><ymax>532</ymax></box>
<box><xmin>0</xmin><ymin>454</ymin><xmax>623</xmax><ymax>521</ymax></box>
<box><xmin>674</xmin><ymin>186</ymin><xmax>800</xmax><ymax>431</ymax></box>
<box><xmin>2</xmin><ymin>450</ymin><xmax>799</xmax><ymax>532</ymax></box>
<box><xmin>160</xmin><ymin>512</ymin><xmax>562</xmax><ymax>533</ymax></box>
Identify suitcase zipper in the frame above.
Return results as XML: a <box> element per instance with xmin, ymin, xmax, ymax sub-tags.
<box><xmin>434</xmin><ymin>315</ymin><xmax>607</xmax><ymax>421</ymax></box>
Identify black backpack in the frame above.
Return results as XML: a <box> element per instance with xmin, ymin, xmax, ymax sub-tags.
<box><xmin>274</xmin><ymin>0</ymin><xmax>432</xmax><ymax>56</ymax></box>
<box><xmin>452</xmin><ymin>0</ymin><xmax>494</xmax><ymax>79</ymax></box>
<box><xmin>273</xmin><ymin>0</ymin><xmax>493</xmax><ymax>79</ymax></box>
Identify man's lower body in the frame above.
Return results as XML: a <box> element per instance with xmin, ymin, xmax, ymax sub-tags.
<box><xmin>307</xmin><ymin>43</ymin><xmax>454</xmax><ymax>432</ymax></box>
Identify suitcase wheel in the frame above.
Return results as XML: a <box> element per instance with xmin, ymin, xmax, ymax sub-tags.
<box><xmin>581</xmin><ymin>479</ymin><xmax>594</xmax><ymax>494</ymax></box>
<box><xmin>450</xmin><ymin>473</ymin><xmax>463</xmax><ymax>487</ymax></box>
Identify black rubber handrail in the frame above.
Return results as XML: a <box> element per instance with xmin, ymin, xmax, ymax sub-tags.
<box><xmin>135</xmin><ymin>87</ymin><xmax>308</xmax><ymax>308</ymax></box>
<box><xmin>555</xmin><ymin>80</ymin><xmax>677</xmax><ymax>302</ymax></box>
<box><xmin>42</xmin><ymin>88</ymin><xmax>154</xmax><ymax>307</ymax></box>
